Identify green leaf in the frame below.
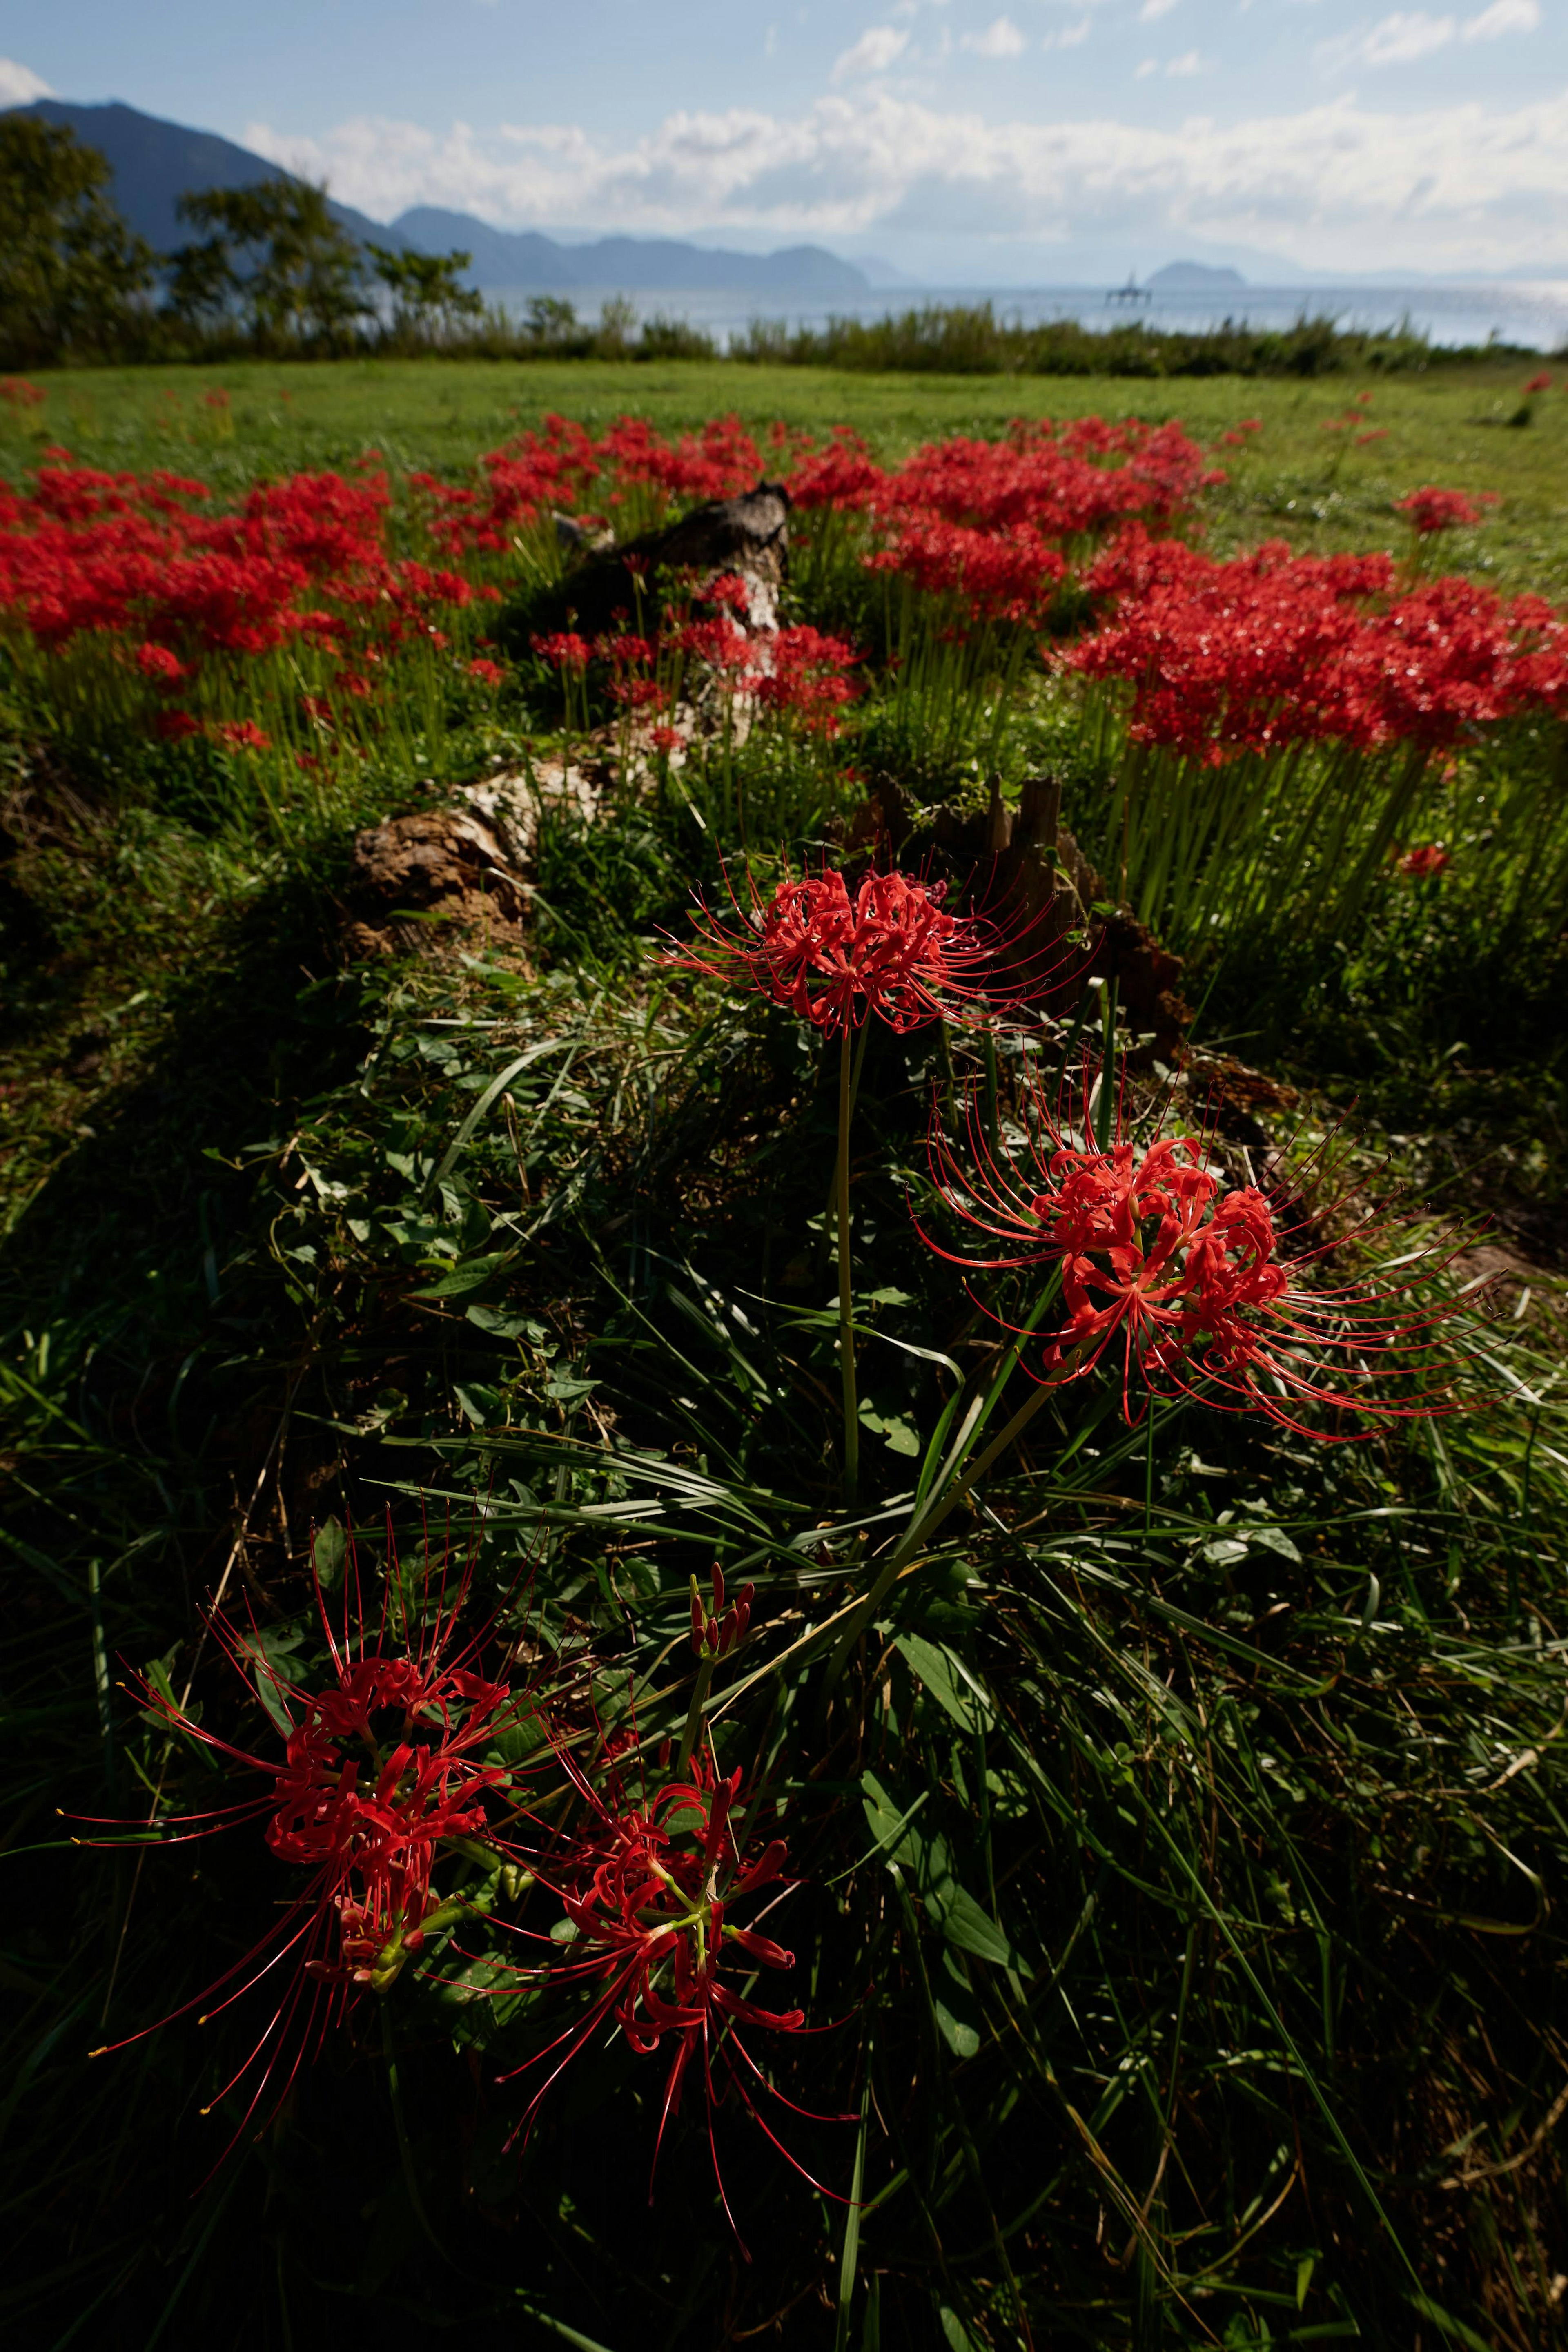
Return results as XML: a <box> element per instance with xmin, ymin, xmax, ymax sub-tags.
<box><xmin>312</xmin><ymin>1515</ymin><xmax>346</xmax><ymax>1591</ymax></box>
<box><xmin>466</xmin><ymin>1303</ymin><xmax>534</xmax><ymax>1337</ymax></box>
<box><xmin>454</xmin><ymin>1381</ymin><xmax>506</xmax><ymax>1426</ymax></box>
<box><xmin>928</xmin><ymin>1878</ymin><xmax>1013</xmax><ymax>1969</ymax></box>
<box><xmin>410</xmin><ymin>1250</ymin><xmax>514</xmax><ymax>1300</ymax></box>
<box><xmin>1252</xmin><ymin>1525</ymin><xmax>1304</xmax><ymax>1564</ymax></box>
<box><xmin>931</xmin><ymin>1953</ymin><xmax>984</xmax><ymax>2057</ymax></box>
<box><xmin>895</xmin><ymin>1634</ymin><xmax>992</xmax><ymax>1730</ymax></box>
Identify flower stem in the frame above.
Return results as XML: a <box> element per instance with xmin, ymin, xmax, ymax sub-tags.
<box><xmin>676</xmin><ymin>1652</ymin><xmax>716</xmax><ymax>1780</ymax></box>
<box><xmin>822</xmin><ymin>1370</ymin><xmax>1061</xmax><ymax>1703</ymax></box>
<box><xmin>838</xmin><ymin>1023</ymin><xmax>860</xmax><ymax>1507</ymax></box>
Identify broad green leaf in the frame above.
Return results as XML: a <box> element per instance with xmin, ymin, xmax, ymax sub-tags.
<box><xmin>410</xmin><ymin>1251</ymin><xmax>514</xmax><ymax>1300</ymax></box>
<box><xmin>312</xmin><ymin>1515</ymin><xmax>346</xmax><ymax>1590</ymax></box>
<box><xmin>895</xmin><ymin>1634</ymin><xmax>993</xmax><ymax>1730</ymax></box>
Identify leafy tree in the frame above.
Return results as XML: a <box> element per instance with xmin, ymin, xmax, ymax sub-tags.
<box><xmin>170</xmin><ymin>180</ymin><xmax>371</xmax><ymax>349</ymax></box>
<box><xmin>365</xmin><ymin>244</ymin><xmax>485</xmax><ymax>346</ymax></box>
<box><xmin>0</xmin><ymin>115</ymin><xmax>158</xmax><ymax>364</ymax></box>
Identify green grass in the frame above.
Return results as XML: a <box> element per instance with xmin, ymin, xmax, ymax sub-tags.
<box><xmin>3</xmin><ymin>368</ymin><xmax>1568</xmax><ymax>2349</ymax></box>
<box><xmin>8</xmin><ymin>353</ymin><xmax>1568</xmax><ymax>595</ymax></box>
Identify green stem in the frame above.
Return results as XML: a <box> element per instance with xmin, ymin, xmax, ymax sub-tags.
<box><xmin>676</xmin><ymin>1652</ymin><xmax>716</xmax><ymax>1780</ymax></box>
<box><xmin>838</xmin><ymin>1023</ymin><xmax>860</xmax><ymax>1507</ymax></box>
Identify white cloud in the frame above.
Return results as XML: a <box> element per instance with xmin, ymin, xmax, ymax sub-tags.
<box><xmin>243</xmin><ymin>84</ymin><xmax>1568</xmax><ymax>278</ymax></box>
<box><xmin>0</xmin><ymin>57</ymin><xmax>52</xmax><ymax>105</ymax></box>
<box><xmin>1042</xmin><ymin>18</ymin><xmax>1092</xmax><ymax>48</ymax></box>
<box><xmin>1317</xmin><ymin>10</ymin><xmax>1453</xmax><ymax>68</ymax></box>
<box><xmin>1166</xmin><ymin>47</ymin><xmax>1203</xmax><ymax>71</ymax></box>
<box><xmin>1140</xmin><ymin>0</ymin><xmax>1180</xmax><ymax>18</ymax></box>
<box><xmin>1463</xmin><ymin>0</ymin><xmax>1540</xmax><ymax>34</ymax></box>
<box><xmin>1135</xmin><ymin>55</ymin><xmax>1160</xmax><ymax>73</ymax></box>
<box><xmin>962</xmin><ymin>13</ymin><xmax>1028</xmax><ymax>53</ymax></box>
<box><xmin>831</xmin><ymin>25</ymin><xmax>910</xmax><ymax>78</ymax></box>
<box><xmin>1316</xmin><ymin>0</ymin><xmax>1536</xmax><ymax>70</ymax></box>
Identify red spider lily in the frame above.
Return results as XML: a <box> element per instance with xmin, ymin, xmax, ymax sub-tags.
<box><xmin>1399</xmin><ymin>841</ymin><xmax>1451</xmax><ymax>881</ymax></box>
<box><xmin>532</xmin><ymin>629</ymin><xmax>591</xmax><ymax>673</ymax></box>
<box><xmin>785</xmin><ymin>426</ymin><xmax>887</xmax><ymax>513</ymax></box>
<box><xmin>867</xmin><ymin>518</ymin><xmax>1066</xmax><ymax>628</ymax></box>
<box><xmin>1523</xmin><ymin>371</ymin><xmax>1552</xmax><ymax>396</ymax></box>
<box><xmin>495</xmin><ymin>1746</ymin><xmax>841</xmax><ymax>2248</ymax></box>
<box><xmin>750</xmin><ymin>624</ymin><xmax>861</xmax><ymax>733</ymax></box>
<box><xmin>134</xmin><ymin>640</ymin><xmax>187</xmax><ymax>684</ymax></box>
<box><xmin>649</xmin><ymin>722</ymin><xmax>684</xmax><ymax>754</ymax></box>
<box><xmin>87</xmin><ymin>1529</ymin><xmax>531</xmax><ymax>2149</ymax></box>
<box><xmin>212</xmin><ymin>718</ymin><xmax>272</xmax><ymax>752</ymax></box>
<box><xmin>1395</xmin><ymin>486</ymin><xmax>1491</xmax><ymax>537</ymax></box>
<box><xmin>705</xmin><ymin>572</ymin><xmax>751</xmax><ymax>615</ymax></box>
<box><xmin>1066</xmin><ymin>524</ymin><xmax>1568</xmax><ymax>759</ymax></box>
<box><xmin>923</xmin><ymin>1069</ymin><xmax>1470</xmax><ymax>1436</ymax></box>
<box><xmin>468</xmin><ymin>656</ymin><xmax>505</xmax><ymax>686</ymax></box>
<box><xmin>878</xmin><ymin>415</ymin><xmax>1218</xmax><ymax>542</ymax></box>
<box><xmin>1</xmin><ymin>376</ymin><xmax>44</xmax><ymax>411</ymax></box>
<box><xmin>673</xmin><ymin>864</ymin><xmax>1045</xmax><ymax>1037</ymax></box>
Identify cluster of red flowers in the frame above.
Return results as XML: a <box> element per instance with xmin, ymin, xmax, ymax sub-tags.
<box><xmin>0</xmin><ymin>459</ymin><xmax>484</xmax><ymax>737</ymax></box>
<box><xmin>865</xmin><ymin>519</ymin><xmax>1067</xmax><ymax>628</ymax></box>
<box><xmin>1063</xmin><ymin>524</ymin><xmax>1568</xmax><ymax>759</ymax></box>
<box><xmin>1395</xmin><ymin>485</ymin><xmax>1493</xmax><ymax>537</ymax></box>
<box><xmin>94</xmin><ymin>1542</ymin><xmax>522</xmax><ymax>2140</ymax></box>
<box><xmin>786</xmin><ymin>414</ymin><xmax>1220</xmax><ymax>628</ymax></box>
<box><xmin>534</xmin><ymin>610</ymin><xmax>861</xmax><ymax>736</ymax></box>
<box><xmin>414</xmin><ymin>411</ymin><xmax>768</xmax><ymax>558</ymax></box>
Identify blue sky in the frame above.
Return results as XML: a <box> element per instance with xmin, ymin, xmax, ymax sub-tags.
<box><xmin>3</xmin><ymin>0</ymin><xmax>1566</xmax><ymax>279</ymax></box>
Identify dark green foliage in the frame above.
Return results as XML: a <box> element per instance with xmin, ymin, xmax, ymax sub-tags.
<box><xmin>169</xmin><ymin>179</ymin><xmax>373</xmax><ymax>350</ymax></box>
<box><xmin>366</xmin><ymin>242</ymin><xmax>486</xmax><ymax>348</ymax></box>
<box><xmin>731</xmin><ymin>301</ymin><xmax>1503</xmax><ymax>381</ymax></box>
<box><xmin>0</xmin><ymin>115</ymin><xmax>158</xmax><ymax>368</ymax></box>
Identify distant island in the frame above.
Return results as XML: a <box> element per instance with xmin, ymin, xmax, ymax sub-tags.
<box><xmin>13</xmin><ymin>99</ymin><xmax>872</xmax><ymax>298</ymax></box>
<box><xmin>1147</xmin><ymin>262</ymin><xmax>1248</xmax><ymax>291</ymax></box>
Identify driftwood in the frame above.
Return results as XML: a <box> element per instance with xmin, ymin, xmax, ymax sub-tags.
<box><xmin>508</xmin><ymin>480</ymin><xmax>792</xmax><ymax>643</ymax></box>
<box><xmin>343</xmin><ymin>810</ymin><xmax>530</xmax><ymax>962</ymax></box>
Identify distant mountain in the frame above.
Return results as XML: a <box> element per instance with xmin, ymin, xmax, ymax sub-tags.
<box><xmin>13</xmin><ymin>99</ymin><xmax>402</xmax><ymax>255</ymax></box>
<box><xmin>1</xmin><ymin>98</ymin><xmax>871</xmax><ymax>298</ymax></box>
<box><xmin>393</xmin><ymin>208</ymin><xmax>870</xmax><ymax>297</ymax></box>
<box><xmin>1148</xmin><ymin>262</ymin><xmax>1247</xmax><ymax>292</ymax></box>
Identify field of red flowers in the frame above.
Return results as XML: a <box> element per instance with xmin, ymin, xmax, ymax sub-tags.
<box><xmin>3</xmin><ymin>394</ymin><xmax>1567</xmax><ymax>2350</ymax></box>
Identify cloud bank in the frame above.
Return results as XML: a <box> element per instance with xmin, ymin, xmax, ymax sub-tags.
<box><xmin>245</xmin><ymin>81</ymin><xmax>1568</xmax><ymax>276</ymax></box>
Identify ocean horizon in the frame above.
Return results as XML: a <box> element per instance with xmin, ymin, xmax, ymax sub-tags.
<box><xmin>483</xmin><ymin>277</ymin><xmax>1568</xmax><ymax>355</ymax></box>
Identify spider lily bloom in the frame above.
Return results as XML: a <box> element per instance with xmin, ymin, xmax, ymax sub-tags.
<box><xmin>87</xmin><ymin>1534</ymin><xmax>530</xmax><ymax>2146</ymax></box>
<box><xmin>1395</xmin><ymin>486</ymin><xmax>1489</xmax><ymax>537</ymax></box>
<box><xmin>498</xmin><ymin>1750</ymin><xmax>837</xmax><ymax>2248</ymax></box>
<box><xmin>673</xmin><ymin>863</ymin><xmax>1056</xmax><ymax>1502</ymax></box>
<box><xmin>1399</xmin><ymin>841</ymin><xmax>1451</xmax><ymax>881</ymax></box>
<box><xmin>674</xmin><ymin>863</ymin><xmax>1041</xmax><ymax>1039</ymax></box>
<box><xmin>923</xmin><ymin>1072</ymin><xmax>1470</xmax><ymax>1437</ymax></box>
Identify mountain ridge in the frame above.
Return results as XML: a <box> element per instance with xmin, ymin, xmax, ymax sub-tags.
<box><xmin>7</xmin><ymin>99</ymin><xmax>870</xmax><ymax>297</ymax></box>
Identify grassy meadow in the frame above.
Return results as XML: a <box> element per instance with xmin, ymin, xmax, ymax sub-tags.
<box><xmin>8</xmin><ymin>350</ymin><xmax>1568</xmax><ymax>591</ymax></box>
<box><xmin>2</xmin><ymin>357</ymin><xmax>1567</xmax><ymax>2350</ymax></box>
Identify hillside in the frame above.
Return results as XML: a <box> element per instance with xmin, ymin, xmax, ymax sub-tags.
<box><xmin>5</xmin><ymin>98</ymin><xmax>869</xmax><ymax>295</ymax></box>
